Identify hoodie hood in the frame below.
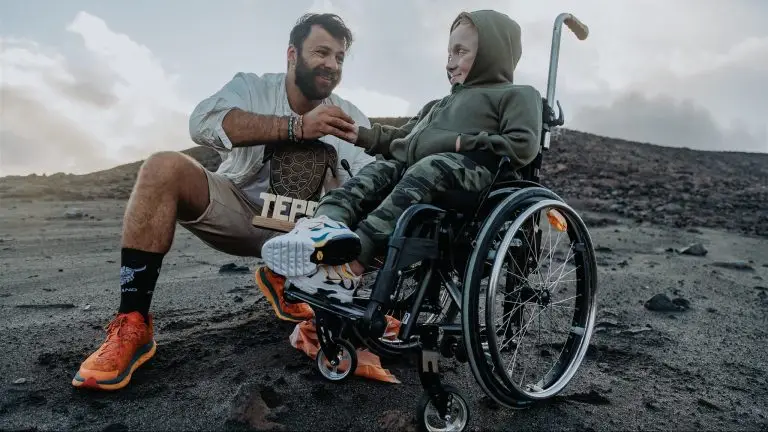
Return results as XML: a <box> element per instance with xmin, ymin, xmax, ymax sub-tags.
<box><xmin>450</xmin><ymin>10</ymin><xmax>522</xmax><ymax>87</ymax></box>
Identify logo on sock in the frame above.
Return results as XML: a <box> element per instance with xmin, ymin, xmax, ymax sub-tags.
<box><xmin>120</xmin><ymin>265</ymin><xmax>147</xmax><ymax>286</ymax></box>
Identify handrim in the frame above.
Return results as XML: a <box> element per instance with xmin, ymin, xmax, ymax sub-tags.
<box><xmin>485</xmin><ymin>198</ymin><xmax>597</xmax><ymax>400</ymax></box>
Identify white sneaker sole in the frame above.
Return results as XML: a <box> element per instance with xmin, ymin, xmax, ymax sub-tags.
<box><xmin>262</xmin><ymin>236</ymin><xmax>319</xmax><ymax>277</ymax></box>
<box><xmin>262</xmin><ymin>231</ymin><xmax>361</xmax><ymax>278</ymax></box>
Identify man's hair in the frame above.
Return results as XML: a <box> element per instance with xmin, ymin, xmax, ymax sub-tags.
<box><xmin>451</xmin><ymin>12</ymin><xmax>475</xmax><ymax>31</ymax></box>
<box><xmin>289</xmin><ymin>13</ymin><xmax>354</xmax><ymax>52</ymax></box>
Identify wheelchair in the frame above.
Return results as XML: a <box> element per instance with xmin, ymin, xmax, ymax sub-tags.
<box><xmin>282</xmin><ymin>13</ymin><xmax>597</xmax><ymax>432</ymax></box>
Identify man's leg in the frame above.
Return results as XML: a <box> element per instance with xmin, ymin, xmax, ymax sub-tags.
<box><xmin>174</xmin><ymin>162</ymin><xmax>316</xmax><ymax>323</ymax></box>
<box><xmin>71</xmin><ymin>151</ymin><xmax>302</xmax><ymax>391</ymax></box>
<box><xmin>116</xmin><ymin>152</ymin><xmax>212</xmax><ymax>319</ymax></box>
<box><xmin>261</xmin><ymin>158</ymin><xmax>405</xmax><ymax>277</ymax></box>
<box><xmin>72</xmin><ymin>151</ymin><xmax>210</xmax><ymax>391</ymax></box>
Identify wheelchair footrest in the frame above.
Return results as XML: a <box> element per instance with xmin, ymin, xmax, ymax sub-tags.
<box><xmin>284</xmin><ymin>286</ymin><xmax>366</xmax><ymax>320</ymax></box>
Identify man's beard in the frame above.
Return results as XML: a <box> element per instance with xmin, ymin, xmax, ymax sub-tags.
<box><xmin>294</xmin><ymin>55</ymin><xmax>339</xmax><ymax>100</ymax></box>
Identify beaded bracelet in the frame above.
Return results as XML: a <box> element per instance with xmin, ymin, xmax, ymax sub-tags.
<box><xmin>296</xmin><ymin>115</ymin><xmax>304</xmax><ymax>141</ymax></box>
<box><xmin>287</xmin><ymin>115</ymin><xmax>304</xmax><ymax>143</ymax></box>
<box><xmin>288</xmin><ymin>116</ymin><xmax>296</xmax><ymax>142</ymax></box>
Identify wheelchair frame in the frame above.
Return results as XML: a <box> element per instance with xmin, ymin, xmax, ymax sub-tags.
<box><xmin>282</xmin><ymin>13</ymin><xmax>593</xmax><ymax>432</ymax></box>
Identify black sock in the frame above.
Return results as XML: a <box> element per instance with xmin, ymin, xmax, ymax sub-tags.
<box><xmin>118</xmin><ymin>248</ymin><xmax>164</xmax><ymax>321</ymax></box>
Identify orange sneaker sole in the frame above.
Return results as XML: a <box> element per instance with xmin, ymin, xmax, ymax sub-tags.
<box><xmin>72</xmin><ymin>339</ymin><xmax>157</xmax><ymax>391</ymax></box>
<box><xmin>255</xmin><ymin>268</ymin><xmax>312</xmax><ymax>322</ymax></box>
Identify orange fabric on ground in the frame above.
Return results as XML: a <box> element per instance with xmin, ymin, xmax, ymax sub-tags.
<box><xmin>289</xmin><ymin>316</ymin><xmax>403</xmax><ymax>384</ymax></box>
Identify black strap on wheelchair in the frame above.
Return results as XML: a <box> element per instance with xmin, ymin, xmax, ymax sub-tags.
<box><xmin>368</xmin><ymin>235</ymin><xmax>439</xmax><ymax>306</ymax></box>
<box><xmin>456</xmin><ymin>156</ymin><xmax>511</xmax><ymax>237</ymax></box>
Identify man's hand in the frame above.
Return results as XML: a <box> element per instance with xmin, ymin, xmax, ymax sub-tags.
<box><xmin>301</xmin><ymin>105</ymin><xmax>358</xmax><ymax>143</ymax></box>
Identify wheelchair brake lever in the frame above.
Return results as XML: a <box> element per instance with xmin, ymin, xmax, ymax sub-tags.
<box><xmin>341</xmin><ymin>159</ymin><xmax>353</xmax><ymax>178</ymax></box>
<box><xmin>362</xmin><ymin>300</ymin><xmax>387</xmax><ymax>339</ymax></box>
<box><xmin>553</xmin><ymin>100</ymin><xmax>564</xmax><ymax>126</ymax></box>
<box><xmin>543</xmin><ymin>99</ymin><xmax>565</xmax><ymax>128</ymax></box>
<box><xmin>498</xmin><ymin>156</ymin><xmax>511</xmax><ymax>171</ymax></box>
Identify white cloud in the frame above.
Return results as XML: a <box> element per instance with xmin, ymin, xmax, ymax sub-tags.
<box><xmin>0</xmin><ymin>11</ymin><xmax>194</xmax><ymax>176</ymax></box>
<box><xmin>569</xmin><ymin>34</ymin><xmax>768</xmax><ymax>153</ymax></box>
<box><xmin>571</xmin><ymin>92</ymin><xmax>767</xmax><ymax>152</ymax></box>
<box><xmin>306</xmin><ymin>0</ymin><xmax>366</xmax><ymax>35</ymax></box>
<box><xmin>1</xmin><ymin>1</ymin><xmax>766</xmax><ymax>178</ymax></box>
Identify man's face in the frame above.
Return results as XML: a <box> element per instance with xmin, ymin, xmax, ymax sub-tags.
<box><xmin>446</xmin><ymin>22</ymin><xmax>478</xmax><ymax>85</ymax></box>
<box><xmin>292</xmin><ymin>25</ymin><xmax>346</xmax><ymax>100</ymax></box>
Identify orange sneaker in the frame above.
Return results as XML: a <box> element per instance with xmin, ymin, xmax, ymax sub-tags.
<box><xmin>255</xmin><ymin>266</ymin><xmax>314</xmax><ymax>322</ymax></box>
<box><xmin>72</xmin><ymin>311</ymin><xmax>156</xmax><ymax>391</ymax></box>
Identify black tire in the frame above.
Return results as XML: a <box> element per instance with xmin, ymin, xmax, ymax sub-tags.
<box><xmin>416</xmin><ymin>384</ymin><xmax>470</xmax><ymax>432</ymax></box>
<box><xmin>486</xmin><ymin>199</ymin><xmax>597</xmax><ymax>400</ymax></box>
<box><xmin>463</xmin><ymin>187</ymin><xmax>589</xmax><ymax>407</ymax></box>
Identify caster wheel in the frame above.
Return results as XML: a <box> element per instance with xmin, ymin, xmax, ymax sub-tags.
<box><xmin>417</xmin><ymin>384</ymin><xmax>470</xmax><ymax>432</ymax></box>
<box><xmin>316</xmin><ymin>339</ymin><xmax>357</xmax><ymax>382</ymax></box>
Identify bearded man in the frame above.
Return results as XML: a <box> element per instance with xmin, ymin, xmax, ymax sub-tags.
<box><xmin>71</xmin><ymin>13</ymin><xmax>375</xmax><ymax>391</ymax></box>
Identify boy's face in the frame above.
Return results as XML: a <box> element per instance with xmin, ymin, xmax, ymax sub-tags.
<box><xmin>446</xmin><ymin>22</ymin><xmax>478</xmax><ymax>85</ymax></box>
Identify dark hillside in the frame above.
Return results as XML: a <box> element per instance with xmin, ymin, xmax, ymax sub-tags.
<box><xmin>1</xmin><ymin>119</ymin><xmax>766</xmax><ymax>236</ymax></box>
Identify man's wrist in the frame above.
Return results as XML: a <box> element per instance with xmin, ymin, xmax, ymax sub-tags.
<box><xmin>297</xmin><ymin>115</ymin><xmax>304</xmax><ymax>141</ymax></box>
<box><xmin>273</xmin><ymin>115</ymin><xmax>290</xmax><ymax>143</ymax></box>
<box><xmin>278</xmin><ymin>115</ymin><xmax>288</xmax><ymax>142</ymax></box>
<box><xmin>287</xmin><ymin>114</ymin><xmax>304</xmax><ymax>143</ymax></box>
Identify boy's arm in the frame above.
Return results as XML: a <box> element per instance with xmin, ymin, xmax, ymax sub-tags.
<box><xmin>457</xmin><ymin>86</ymin><xmax>543</xmax><ymax>170</ymax></box>
<box><xmin>356</xmin><ymin>99</ymin><xmax>440</xmax><ymax>157</ymax></box>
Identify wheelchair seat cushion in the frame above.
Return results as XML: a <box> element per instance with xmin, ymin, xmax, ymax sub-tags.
<box><xmin>431</xmin><ymin>190</ymin><xmax>482</xmax><ymax>213</ymax></box>
<box><xmin>430</xmin><ymin>166</ymin><xmax>522</xmax><ymax>213</ymax></box>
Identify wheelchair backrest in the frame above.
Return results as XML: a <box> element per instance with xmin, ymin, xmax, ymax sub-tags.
<box><xmin>514</xmin><ymin>96</ymin><xmax>561</xmax><ymax>184</ymax></box>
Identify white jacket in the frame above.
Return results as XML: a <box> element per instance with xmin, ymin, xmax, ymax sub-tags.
<box><xmin>188</xmin><ymin>72</ymin><xmax>376</xmax><ymax>206</ymax></box>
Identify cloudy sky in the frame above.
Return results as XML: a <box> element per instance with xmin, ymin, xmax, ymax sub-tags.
<box><xmin>1</xmin><ymin>0</ymin><xmax>766</xmax><ymax>176</ymax></box>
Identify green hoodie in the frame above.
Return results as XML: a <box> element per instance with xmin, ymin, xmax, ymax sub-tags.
<box><xmin>356</xmin><ymin>10</ymin><xmax>543</xmax><ymax>171</ymax></box>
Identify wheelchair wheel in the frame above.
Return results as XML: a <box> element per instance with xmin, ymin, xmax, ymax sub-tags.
<box><xmin>462</xmin><ymin>190</ymin><xmax>598</xmax><ymax>406</ymax></box>
<box><xmin>316</xmin><ymin>339</ymin><xmax>357</xmax><ymax>382</ymax></box>
<box><xmin>416</xmin><ymin>384</ymin><xmax>470</xmax><ymax>432</ymax></box>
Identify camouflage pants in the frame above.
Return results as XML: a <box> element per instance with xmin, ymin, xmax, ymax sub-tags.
<box><xmin>315</xmin><ymin>153</ymin><xmax>495</xmax><ymax>266</ymax></box>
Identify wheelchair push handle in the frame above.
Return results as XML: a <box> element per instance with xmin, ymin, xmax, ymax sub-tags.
<box><xmin>543</xmin><ymin>13</ymin><xmax>589</xmax><ymax>150</ymax></box>
<box><xmin>564</xmin><ymin>15</ymin><xmax>589</xmax><ymax>40</ymax></box>
<box><xmin>547</xmin><ymin>13</ymin><xmax>590</xmax><ymax>104</ymax></box>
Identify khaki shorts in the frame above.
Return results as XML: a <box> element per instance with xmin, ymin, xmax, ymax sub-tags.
<box><xmin>177</xmin><ymin>169</ymin><xmax>280</xmax><ymax>257</ymax></box>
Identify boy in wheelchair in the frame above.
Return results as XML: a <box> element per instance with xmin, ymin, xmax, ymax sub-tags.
<box><xmin>260</xmin><ymin>9</ymin><xmax>543</xmax><ymax>305</ymax></box>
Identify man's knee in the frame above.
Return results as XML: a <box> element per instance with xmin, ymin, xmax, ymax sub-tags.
<box><xmin>138</xmin><ymin>151</ymin><xmax>200</xmax><ymax>185</ymax></box>
<box><xmin>134</xmin><ymin>151</ymin><xmax>209</xmax><ymax>215</ymax></box>
<box><xmin>137</xmin><ymin>151</ymin><xmax>209</xmax><ymax>196</ymax></box>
